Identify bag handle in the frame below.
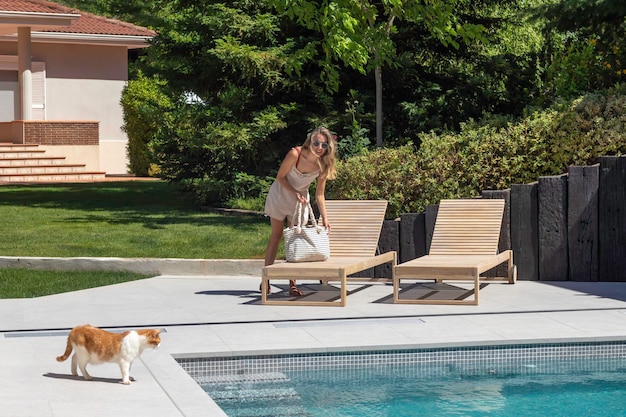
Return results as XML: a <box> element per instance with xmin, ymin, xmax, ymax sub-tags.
<box><xmin>291</xmin><ymin>200</ymin><xmax>323</xmax><ymax>233</ymax></box>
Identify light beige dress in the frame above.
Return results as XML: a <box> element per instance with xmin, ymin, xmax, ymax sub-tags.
<box><xmin>264</xmin><ymin>147</ymin><xmax>319</xmax><ymax>224</ymax></box>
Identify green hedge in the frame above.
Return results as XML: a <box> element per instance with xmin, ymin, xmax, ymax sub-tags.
<box><xmin>329</xmin><ymin>85</ymin><xmax>626</xmax><ymax>218</ymax></box>
<box><xmin>121</xmin><ymin>72</ymin><xmax>173</xmax><ymax>176</ymax></box>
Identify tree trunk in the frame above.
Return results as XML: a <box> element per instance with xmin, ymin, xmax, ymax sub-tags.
<box><xmin>375</xmin><ymin>65</ymin><xmax>383</xmax><ymax>147</ymax></box>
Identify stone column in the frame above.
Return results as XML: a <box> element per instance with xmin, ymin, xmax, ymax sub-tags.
<box><xmin>18</xmin><ymin>27</ymin><xmax>32</xmax><ymax>121</ymax></box>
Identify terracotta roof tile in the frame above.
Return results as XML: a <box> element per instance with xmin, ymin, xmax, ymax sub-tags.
<box><xmin>0</xmin><ymin>0</ymin><xmax>62</xmax><ymax>13</ymax></box>
<box><xmin>0</xmin><ymin>0</ymin><xmax>155</xmax><ymax>37</ymax></box>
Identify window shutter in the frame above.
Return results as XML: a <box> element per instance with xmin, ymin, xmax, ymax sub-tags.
<box><xmin>31</xmin><ymin>62</ymin><xmax>45</xmax><ymax>120</ymax></box>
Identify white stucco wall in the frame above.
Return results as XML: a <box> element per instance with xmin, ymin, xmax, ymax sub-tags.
<box><xmin>0</xmin><ymin>41</ymin><xmax>131</xmax><ymax>174</ymax></box>
<box><xmin>33</xmin><ymin>43</ymin><xmax>130</xmax><ymax>174</ymax></box>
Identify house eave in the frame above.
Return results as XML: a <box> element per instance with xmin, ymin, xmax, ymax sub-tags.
<box><xmin>0</xmin><ymin>32</ymin><xmax>152</xmax><ymax>49</ymax></box>
<box><xmin>0</xmin><ymin>11</ymin><xmax>78</xmax><ymax>27</ymax></box>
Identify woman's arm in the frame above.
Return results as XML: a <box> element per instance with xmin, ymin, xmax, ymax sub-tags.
<box><xmin>315</xmin><ymin>176</ymin><xmax>330</xmax><ymax>230</ymax></box>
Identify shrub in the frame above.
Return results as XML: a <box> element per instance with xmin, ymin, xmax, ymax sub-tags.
<box><xmin>121</xmin><ymin>73</ymin><xmax>173</xmax><ymax>176</ymax></box>
<box><xmin>328</xmin><ymin>145</ymin><xmax>423</xmax><ymax>219</ymax></box>
<box><xmin>329</xmin><ymin>86</ymin><xmax>626</xmax><ymax>218</ymax></box>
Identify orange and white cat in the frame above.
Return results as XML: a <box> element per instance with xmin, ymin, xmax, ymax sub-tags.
<box><xmin>56</xmin><ymin>324</ymin><xmax>161</xmax><ymax>385</ymax></box>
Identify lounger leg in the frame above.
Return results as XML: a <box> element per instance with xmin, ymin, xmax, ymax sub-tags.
<box><xmin>508</xmin><ymin>251</ymin><xmax>516</xmax><ymax>284</ymax></box>
<box><xmin>473</xmin><ymin>273</ymin><xmax>479</xmax><ymax>305</ymax></box>
<box><xmin>261</xmin><ymin>277</ymin><xmax>268</xmax><ymax>304</ymax></box>
<box><xmin>340</xmin><ymin>271</ymin><xmax>347</xmax><ymax>307</ymax></box>
<box><xmin>393</xmin><ymin>277</ymin><xmax>400</xmax><ymax>302</ymax></box>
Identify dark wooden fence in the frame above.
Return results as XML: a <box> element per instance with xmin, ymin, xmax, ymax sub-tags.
<box><xmin>373</xmin><ymin>155</ymin><xmax>626</xmax><ymax>281</ymax></box>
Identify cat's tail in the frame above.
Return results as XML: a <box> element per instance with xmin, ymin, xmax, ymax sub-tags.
<box><xmin>56</xmin><ymin>337</ymin><xmax>73</xmax><ymax>362</ymax></box>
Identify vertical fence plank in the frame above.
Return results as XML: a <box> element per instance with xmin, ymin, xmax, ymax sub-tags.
<box><xmin>599</xmin><ymin>156</ymin><xmax>626</xmax><ymax>281</ymax></box>
<box><xmin>482</xmin><ymin>190</ymin><xmax>512</xmax><ymax>251</ymax></box>
<box><xmin>399</xmin><ymin>213</ymin><xmax>426</xmax><ymax>263</ymax></box>
<box><xmin>374</xmin><ymin>219</ymin><xmax>399</xmax><ymax>278</ymax></box>
<box><xmin>511</xmin><ymin>183</ymin><xmax>539</xmax><ymax>281</ymax></box>
<box><xmin>538</xmin><ymin>174</ymin><xmax>568</xmax><ymax>280</ymax></box>
<box><xmin>425</xmin><ymin>204</ymin><xmax>438</xmax><ymax>253</ymax></box>
<box><xmin>482</xmin><ymin>190</ymin><xmax>511</xmax><ymax>277</ymax></box>
<box><xmin>568</xmin><ymin>165</ymin><xmax>599</xmax><ymax>281</ymax></box>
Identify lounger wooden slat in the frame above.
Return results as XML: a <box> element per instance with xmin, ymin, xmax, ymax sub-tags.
<box><xmin>393</xmin><ymin>199</ymin><xmax>516</xmax><ymax>305</ymax></box>
<box><xmin>262</xmin><ymin>200</ymin><xmax>396</xmax><ymax>306</ymax></box>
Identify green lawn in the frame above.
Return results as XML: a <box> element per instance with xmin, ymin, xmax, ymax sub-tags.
<box><xmin>0</xmin><ymin>268</ymin><xmax>152</xmax><ymax>298</ymax></box>
<box><xmin>0</xmin><ymin>181</ymin><xmax>270</xmax><ymax>259</ymax></box>
<box><xmin>0</xmin><ymin>181</ymin><xmax>272</xmax><ymax>298</ymax></box>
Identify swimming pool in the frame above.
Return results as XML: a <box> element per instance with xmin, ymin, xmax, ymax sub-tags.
<box><xmin>178</xmin><ymin>341</ymin><xmax>626</xmax><ymax>416</ymax></box>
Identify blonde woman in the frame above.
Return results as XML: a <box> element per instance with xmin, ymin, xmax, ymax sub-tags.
<box><xmin>263</xmin><ymin>127</ymin><xmax>338</xmax><ymax>296</ymax></box>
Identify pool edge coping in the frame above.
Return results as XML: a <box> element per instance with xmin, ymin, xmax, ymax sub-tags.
<box><xmin>170</xmin><ymin>335</ymin><xmax>626</xmax><ymax>360</ymax></box>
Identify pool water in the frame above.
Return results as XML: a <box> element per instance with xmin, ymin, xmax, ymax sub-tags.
<box><xmin>202</xmin><ymin>359</ymin><xmax>626</xmax><ymax>417</ymax></box>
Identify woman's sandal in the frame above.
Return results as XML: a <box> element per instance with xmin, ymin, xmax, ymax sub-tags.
<box><xmin>259</xmin><ymin>283</ymin><xmax>271</xmax><ymax>295</ymax></box>
<box><xmin>289</xmin><ymin>285</ymin><xmax>304</xmax><ymax>296</ymax></box>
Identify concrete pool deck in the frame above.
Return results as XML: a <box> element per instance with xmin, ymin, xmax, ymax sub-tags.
<box><xmin>1</xmin><ymin>265</ymin><xmax>626</xmax><ymax>417</ymax></box>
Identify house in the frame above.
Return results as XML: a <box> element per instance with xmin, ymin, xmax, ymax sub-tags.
<box><xmin>0</xmin><ymin>0</ymin><xmax>154</xmax><ymax>179</ymax></box>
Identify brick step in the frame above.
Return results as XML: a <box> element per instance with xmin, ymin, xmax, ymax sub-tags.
<box><xmin>0</xmin><ymin>150</ymin><xmax>47</xmax><ymax>159</ymax></box>
<box><xmin>0</xmin><ymin>171</ymin><xmax>107</xmax><ymax>183</ymax></box>
<box><xmin>0</xmin><ymin>164</ymin><xmax>88</xmax><ymax>175</ymax></box>
<box><xmin>0</xmin><ymin>142</ymin><xmax>107</xmax><ymax>183</ymax></box>
<box><xmin>0</xmin><ymin>157</ymin><xmax>67</xmax><ymax>167</ymax></box>
<box><xmin>0</xmin><ymin>143</ymin><xmax>41</xmax><ymax>152</ymax></box>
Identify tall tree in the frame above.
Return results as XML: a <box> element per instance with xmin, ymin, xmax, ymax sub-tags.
<box><xmin>271</xmin><ymin>0</ymin><xmax>486</xmax><ymax>146</ymax></box>
<box><xmin>130</xmin><ymin>0</ymin><xmax>346</xmax><ymax>202</ymax></box>
<box><xmin>54</xmin><ymin>0</ymin><xmax>162</xmax><ymax>28</ymax></box>
<box><xmin>381</xmin><ymin>0</ymin><xmax>547</xmax><ymax>138</ymax></box>
<box><xmin>537</xmin><ymin>0</ymin><xmax>626</xmax><ymax>100</ymax></box>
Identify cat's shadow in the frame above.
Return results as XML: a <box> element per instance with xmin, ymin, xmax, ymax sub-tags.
<box><xmin>43</xmin><ymin>372</ymin><xmax>129</xmax><ymax>384</ymax></box>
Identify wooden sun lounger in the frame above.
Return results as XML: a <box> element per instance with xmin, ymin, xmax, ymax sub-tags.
<box><xmin>262</xmin><ymin>200</ymin><xmax>396</xmax><ymax>307</ymax></box>
<box><xmin>393</xmin><ymin>199</ymin><xmax>516</xmax><ymax>305</ymax></box>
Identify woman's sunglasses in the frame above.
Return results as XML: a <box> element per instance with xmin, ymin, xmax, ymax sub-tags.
<box><xmin>312</xmin><ymin>140</ymin><xmax>329</xmax><ymax>149</ymax></box>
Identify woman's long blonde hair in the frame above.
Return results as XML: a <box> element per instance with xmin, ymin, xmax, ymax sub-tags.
<box><xmin>303</xmin><ymin>126</ymin><xmax>337</xmax><ymax>180</ymax></box>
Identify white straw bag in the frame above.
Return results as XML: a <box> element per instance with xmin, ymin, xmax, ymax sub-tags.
<box><xmin>283</xmin><ymin>200</ymin><xmax>330</xmax><ymax>262</ymax></box>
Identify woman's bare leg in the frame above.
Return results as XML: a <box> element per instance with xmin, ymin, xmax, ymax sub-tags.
<box><xmin>264</xmin><ymin>217</ymin><xmax>284</xmax><ymax>267</ymax></box>
<box><xmin>263</xmin><ymin>218</ymin><xmax>303</xmax><ymax>296</ymax></box>
<box><xmin>262</xmin><ymin>218</ymin><xmax>285</xmax><ymax>294</ymax></box>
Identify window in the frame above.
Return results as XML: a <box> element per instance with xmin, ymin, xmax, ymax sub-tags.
<box><xmin>0</xmin><ymin>55</ymin><xmax>46</xmax><ymax>120</ymax></box>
